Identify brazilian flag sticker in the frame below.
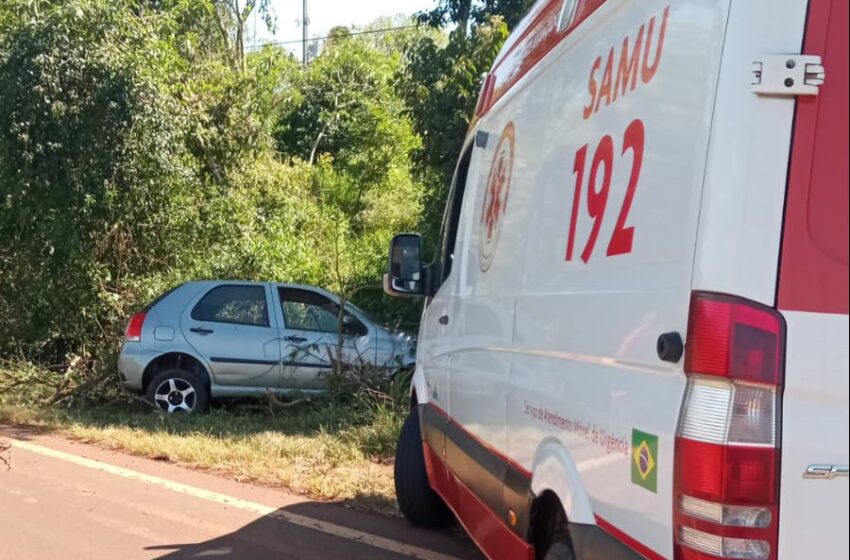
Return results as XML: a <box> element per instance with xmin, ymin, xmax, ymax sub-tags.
<box><xmin>631</xmin><ymin>429</ymin><xmax>658</xmax><ymax>493</ymax></box>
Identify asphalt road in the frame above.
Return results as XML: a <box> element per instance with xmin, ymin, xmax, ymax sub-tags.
<box><xmin>0</xmin><ymin>427</ymin><xmax>483</xmax><ymax>560</ymax></box>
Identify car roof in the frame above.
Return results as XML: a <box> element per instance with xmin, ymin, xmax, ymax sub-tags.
<box><xmin>183</xmin><ymin>280</ymin><xmax>338</xmax><ymax>298</ymax></box>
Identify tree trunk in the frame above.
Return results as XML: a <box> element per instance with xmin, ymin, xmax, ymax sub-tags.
<box><xmin>236</xmin><ymin>24</ymin><xmax>245</xmax><ymax>72</ymax></box>
<box><xmin>457</xmin><ymin>0</ymin><xmax>473</xmax><ymax>35</ymax></box>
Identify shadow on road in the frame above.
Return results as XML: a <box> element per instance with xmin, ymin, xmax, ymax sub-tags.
<box><xmin>144</xmin><ymin>500</ymin><xmax>483</xmax><ymax>560</ymax></box>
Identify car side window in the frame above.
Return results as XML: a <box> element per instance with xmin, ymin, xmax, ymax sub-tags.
<box><xmin>279</xmin><ymin>288</ymin><xmax>357</xmax><ymax>333</ymax></box>
<box><xmin>191</xmin><ymin>285</ymin><xmax>269</xmax><ymax>327</ymax></box>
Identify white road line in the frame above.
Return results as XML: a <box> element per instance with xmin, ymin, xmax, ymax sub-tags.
<box><xmin>10</xmin><ymin>439</ymin><xmax>463</xmax><ymax>560</ymax></box>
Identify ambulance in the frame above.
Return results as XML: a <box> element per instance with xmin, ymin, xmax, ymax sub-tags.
<box><xmin>384</xmin><ymin>0</ymin><xmax>849</xmax><ymax>559</ymax></box>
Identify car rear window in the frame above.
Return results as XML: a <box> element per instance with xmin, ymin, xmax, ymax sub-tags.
<box><xmin>143</xmin><ymin>283</ymin><xmax>184</xmax><ymax>312</ymax></box>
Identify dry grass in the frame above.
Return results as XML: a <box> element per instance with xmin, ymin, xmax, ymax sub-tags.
<box><xmin>0</xmin><ymin>364</ymin><xmax>405</xmax><ymax>515</ymax></box>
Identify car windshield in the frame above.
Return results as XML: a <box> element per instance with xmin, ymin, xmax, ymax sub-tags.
<box><xmin>345</xmin><ymin>301</ymin><xmax>378</xmax><ymax>324</ymax></box>
<box><xmin>346</xmin><ymin>301</ymin><xmax>414</xmax><ymax>337</ymax></box>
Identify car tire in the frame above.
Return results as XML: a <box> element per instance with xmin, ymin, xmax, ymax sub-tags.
<box><xmin>394</xmin><ymin>407</ymin><xmax>453</xmax><ymax>528</ymax></box>
<box><xmin>146</xmin><ymin>369</ymin><xmax>209</xmax><ymax>414</ymax></box>
<box><xmin>544</xmin><ymin>539</ymin><xmax>577</xmax><ymax>560</ymax></box>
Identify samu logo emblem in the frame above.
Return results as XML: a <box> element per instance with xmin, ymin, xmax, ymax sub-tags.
<box><xmin>480</xmin><ymin>122</ymin><xmax>515</xmax><ymax>272</ymax></box>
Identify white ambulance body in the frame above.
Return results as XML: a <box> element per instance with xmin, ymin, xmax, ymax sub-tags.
<box><xmin>386</xmin><ymin>1</ymin><xmax>849</xmax><ymax>560</ymax></box>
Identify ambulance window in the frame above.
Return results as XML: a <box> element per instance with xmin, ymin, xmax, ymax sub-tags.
<box><xmin>438</xmin><ymin>145</ymin><xmax>474</xmax><ymax>285</ymax></box>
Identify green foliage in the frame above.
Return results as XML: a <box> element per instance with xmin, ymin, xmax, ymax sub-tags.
<box><xmin>0</xmin><ymin>0</ymin><xmax>432</xmax><ymax>371</ymax></box>
<box><xmin>0</xmin><ymin>0</ymin><xmax>533</xmax><ymax>382</ymax></box>
<box><xmin>417</xmin><ymin>0</ymin><xmax>535</xmax><ymax>31</ymax></box>
<box><xmin>275</xmin><ymin>36</ymin><xmax>417</xmax><ymax>188</ymax></box>
<box><xmin>274</xmin><ymin>33</ymin><xmax>425</xmax><ymax>319</ymax></box>
<box><xmin>209</xmin><ymin>0</ymin><xmax>276</xmax><ymax>70</ymax></box>
<box><xmin>182</xmin><ymin>47</ymin><xmax>298</xmax><ymax>181</ymax></box>
<box><xmin>403</xmin><ymin>0</ymin><xmax>524</xmax><ymax>235</ymax></box>
<box><xmin>0</xmin><ymin>1</ymin><xmax>199</xmax><ymax>361</ymax></box>
<box><xmin>0</xmin><ymin>0</ymin><xmax>537</xmax><ymax>508</ymax></box>
<box><xmin>397</xmin><ymin>18</ymin><xmax>508</xmax><ymax>244</ymax></box>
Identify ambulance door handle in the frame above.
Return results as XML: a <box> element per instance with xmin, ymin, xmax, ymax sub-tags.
<box><xmin>439</xmin><ymin>315</ymin><xmax>450</xmax><ymax>326</ymax></box>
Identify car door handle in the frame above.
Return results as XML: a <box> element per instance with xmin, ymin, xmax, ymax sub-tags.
<box><xmin>438</xmin><ymin>315</ymin><xmax>450</xmax><ymax>325</ymax></box>
<box><xmin>284</xmin><ymin>335</ymin><xmax>308</xmax><ymax>343</ymax></box>
<box><xmin>190</xmin><ymin>327</ymin><xmax>214</xmax><ymax>335</ymax></box>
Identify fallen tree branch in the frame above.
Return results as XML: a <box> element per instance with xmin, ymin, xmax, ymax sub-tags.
<box><xmin>230</xmin><ymin>391</ymin><xmax>311</xmax><ymax>414</ymax></box>
<box><xmin>42</xmin><ymin>369</ymin><xmax>115</xmax><ymax>406</ymax></box>
<box><xmin>265</xmin><ymin>389</ymin><xmax>310</xmax><ymax>412</ymax></box>
<box><xmin>42</xmin><ymin>355</ymin><xmax>83</xmax><ymax>405</ymax></box>
<box><xmin>125</xmin><ymin>393</ymin><xmax>163</xmax><ymax>413</ymax></box>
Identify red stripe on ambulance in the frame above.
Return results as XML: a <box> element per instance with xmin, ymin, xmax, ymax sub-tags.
<box><xmin>777</xmin><ymin>0</ymin><xmax>849</xmax><ymax>314</ymax></box>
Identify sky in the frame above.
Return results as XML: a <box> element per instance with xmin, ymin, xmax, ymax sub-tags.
<box><xmin>247</xmin><ymin>0</ymin><xmax>435</xmax><ymax>56</ymax></box>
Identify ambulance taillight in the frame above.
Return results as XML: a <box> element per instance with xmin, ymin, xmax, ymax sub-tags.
<box><xmin>674</xmin><ymin>292</ymin><xmax>785</xmax><ymax>560</ymax></box>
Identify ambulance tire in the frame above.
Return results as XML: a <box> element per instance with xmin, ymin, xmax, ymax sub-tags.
<box><xmin>395</xmin><ymin>408</ymin><xmax>453</xmax><ymax>528</ymax></box>
<box><xmin>544</xmin><ymin>539</ymin><xmax>577</xmax><ymax>560</ymax></box>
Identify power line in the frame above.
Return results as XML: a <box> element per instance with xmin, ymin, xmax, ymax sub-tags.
<box><xmin>251</xmin><ymin>23</ymin><xmax>421</xmax><ymax>49</ymax></box>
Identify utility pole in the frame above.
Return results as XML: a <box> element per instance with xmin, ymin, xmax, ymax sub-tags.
<box><xmin>302</xmin><ymin>0</ymin><xmax>309</xmax><ymax>65</ymax></box>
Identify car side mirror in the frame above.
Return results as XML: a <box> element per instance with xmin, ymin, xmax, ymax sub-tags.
<box><xmin>384</xmin><ymin>233</ymin><xmax>425</xmax><ymax>297</ymax></box>
<box><xmin>341</xmin><ymin>315</ymin><xmax>367</xmax><ymax>337</ymax></box>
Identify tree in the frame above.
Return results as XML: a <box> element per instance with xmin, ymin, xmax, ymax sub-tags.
<box><xmin>417</xmin><ymin>0</ymin><xmax>534</xmax><ymax>33</ymax></box>
<box><xmin>211</xmin><ymin>0</ymin><xmax>275</xmax><ymax>71</ymax></box>
<box><xmin>0</xmin><ymin>1</ymin><xmax>432</xmax><ymax>372</ymax></box>
<box><xmin>275</xmin><ymin>34</ymin><xmax>421</xmax><ymax>216</ymax></box>
<box><xmin>0</xmin><ymin>0</ymin><xmax>200</xmax><ymax>361</ymax></box>
<box><xmin>397</xmin><ymin>18</ymin><xmax>508</xmax><ymax>243</ymax></box>
<box><xmin>394</xmin><ymin>0</ymin><xmax>534</xmax><ymax>245</ymax></box>
<box><xmin>182</xmin><ymin>45</ymin><xmax>299</xmax><ymax>181</ymax></box>
<box><xmin>274</xmin><ymin>32</ymin><xmax>426</xmax><ymax>323</ymax></box>
<box><xmin>327</xmin><ymin>26</ymin><xmax>352</xmax><ymax>42</ymax></box>
<box><xmin>418</xmin><ymin>0</ymin><xmax>474</xmax><ymax>33</ymax></box>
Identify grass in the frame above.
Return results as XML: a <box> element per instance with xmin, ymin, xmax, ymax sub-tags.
<box><xmin>0</xmin><ymin>363</ymin><xmax>406</xmax><ymax>515</ymax></box>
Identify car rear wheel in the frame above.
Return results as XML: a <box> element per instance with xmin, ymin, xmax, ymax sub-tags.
<box><xmin>394</xmin><ymin>407</ymin><xmax>453</xmax><ymax>528</ymax></box>
<box><xmin>146</xmin><ymin>369</ymin><xmax>209</xmax><ymax>414</ymax></box>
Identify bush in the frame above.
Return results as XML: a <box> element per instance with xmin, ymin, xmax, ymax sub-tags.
<box><xmin>0</xmin><ymin>2</ymin><xmax>425</xmax><ymax>382</ymax></box>
<box><xmin>0</xmin><ymin>2</ymin><xmax>199</xmax><ymax>365</ymax></box>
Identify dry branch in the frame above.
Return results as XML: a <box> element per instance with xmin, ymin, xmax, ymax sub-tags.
<box><xmin>264</xmin><ymin>389</ymin><xmax>310</xmax><ymax>411</ymax></box>
<box><xmin>0</xmin><ymin>439</ymin><xmax>11</xmax><ymax>470</ymax></box>
<box><xmin>43</xmin><ymin>368</ymin><xmax>115</xmax><ymax>406</ymax></box>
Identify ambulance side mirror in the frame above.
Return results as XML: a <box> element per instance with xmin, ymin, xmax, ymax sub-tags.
<box><xmin>384</xmin><ymin>234</ymin><xmax>425</xmax><ymax>298</ymax></box>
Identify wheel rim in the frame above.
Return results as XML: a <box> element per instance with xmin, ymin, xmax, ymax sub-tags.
<box><xmin>153</xmin><ymin>378</ymin><xmax>197</xmax><ymax>413</ymax></box>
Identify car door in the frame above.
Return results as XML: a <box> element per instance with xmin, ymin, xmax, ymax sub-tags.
<box><xmin>275</xmin><ymin>287</ymin><xmax>370</xmax><ymax>389</ymax></box>
<box><xmin>418</xmin><ymin>144</ymin><xmax>478</xmax><ymax>417</ymax></box>
<box><xmin>420</xmin><ymin>129</ymin><xmax>519</xmax><ymax>523</ymax></box>
<box><xmin>443</xmin><ymin>115</ymin><xmax>535</xmax><ymax>537</ymax></box>
<box><xmin>182</xmin><ymin>283</ymin><xmax>281</xmax><ymax>387</ymax></box>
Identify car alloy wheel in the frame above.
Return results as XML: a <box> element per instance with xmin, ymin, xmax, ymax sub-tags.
<box><xmin>153</xmin><ymin>377</ymin><xmax>197</xmax><ymax>413</ymax></box>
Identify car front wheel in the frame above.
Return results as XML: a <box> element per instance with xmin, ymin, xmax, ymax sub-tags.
<box><xmin>146</xmin><ymin>369</ymin><xmax>209</xmax><ymax>414</ymax></box>
<box><xmin>394</xmin><ymin>406</ymin><xmax>453</xmax><ymax>527</ymax></box>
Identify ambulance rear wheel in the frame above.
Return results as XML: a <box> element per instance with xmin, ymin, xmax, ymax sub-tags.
<box><xmin>544</xmin><ymin>539</ymin><xmax>577</xmax><ymax>560</ymax></box>
<box><xmin>394</xmin><ymin>407</ymin><xmax>453</xmax><ymax>528</ymax></box>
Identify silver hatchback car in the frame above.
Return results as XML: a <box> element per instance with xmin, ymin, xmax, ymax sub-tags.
<box><xmin>118</xmin><ymin>281</ymin><xmax>416</xmax><ymax>413</ymax></box>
